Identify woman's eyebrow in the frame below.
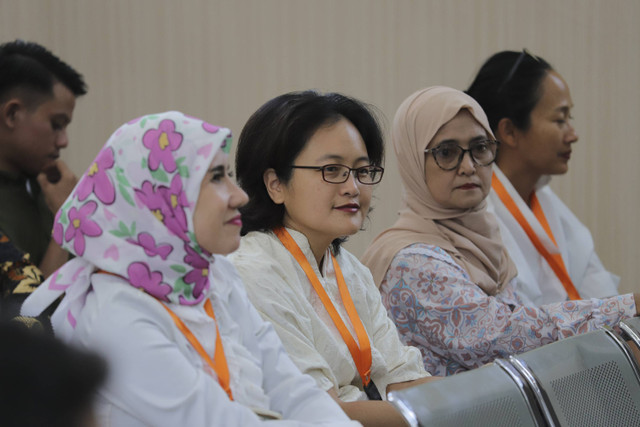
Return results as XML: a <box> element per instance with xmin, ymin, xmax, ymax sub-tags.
<box><xmin>555</xmin><ymin>105</ymin><xmax>572</xmax><ymax>114</ymax></box>
<box><xmin>436</xmin><ymin>135</ymin><xmax>488</xmax><ymax>146</ymax></box>
<box><xmin>208</xmin><ymin>165</ymin><xmax>225</xmax><ymax>173</ymax></box>
<box><xmin>470</xmin><ymin>135</ymin><xmax>490</xmax><ymax>142</ymax></box>
<box><xmin>316</xmin><ymin>154</ymin><xmax>370</xmax><ymax>163</ymax></box>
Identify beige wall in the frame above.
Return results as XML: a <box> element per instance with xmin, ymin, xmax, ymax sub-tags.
<box><xmin>1</xmin><ymin>0</ymin><xmax>638</xmax><ymax>294</ymax></box>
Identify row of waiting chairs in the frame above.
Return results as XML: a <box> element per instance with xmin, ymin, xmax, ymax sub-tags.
<box><xmin>388</xmin><ymin>317</ymin><xmax>640</xmax><ymax>427</ymax></box>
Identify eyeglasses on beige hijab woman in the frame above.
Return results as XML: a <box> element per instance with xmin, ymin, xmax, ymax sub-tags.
<box><xmin>361</xmin><ymin>86</ymin><xmax>639</xmax><ymax>376</ymax></box>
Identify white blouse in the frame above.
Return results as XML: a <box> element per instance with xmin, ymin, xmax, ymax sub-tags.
<box><xmin>229</xmin><ymin>229</ymin><xmax>429</xmax><ymax>402</ymax></box>
<box><xmin>62</xmin><ymin>257</ymin><xmax>358</xmax><ymax>426</ymax></box>
<box><xmin>488</xmin><ymin>166</ymin><xmax>619</xmax><ymax>305</ymax></box>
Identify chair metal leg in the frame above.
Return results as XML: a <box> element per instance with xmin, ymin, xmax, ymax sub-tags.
<box><xmin>506</xmin><ymin>356</ymin><xmax>559</xmax><ymax>427</ymax></box>
<box><xmin>619</xmin><ymin>317</ymin><xmax>640</xmax><ymax>351</ymax></box>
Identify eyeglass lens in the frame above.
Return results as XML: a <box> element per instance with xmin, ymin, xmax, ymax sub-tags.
<box><xmin>322</xmin><ymin>165</ymin><xmax>383</xmax><ymax>184</ymax></box>
<box><xmin>433</xmin><ymin>141</ymin><xmax>497</xmax><ymax>170</ymax></box>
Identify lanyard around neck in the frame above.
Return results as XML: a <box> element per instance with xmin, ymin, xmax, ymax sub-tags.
<box><xmin>160</xmin><ymin>299</ymin><xmax>233</xmax><ymax>400</ymax></box>
<box><xmin>491</xmin><ymin>172</ymin><xmax>581</xmax><ymax>300</ymax></box>
<box><xmin>273</xmin><ymin>227</ymin><xmax>374</xmax><ymax>387</ymax></box>
<box><xmin>94</xmin><ymin>268</ymin><xmax>234</xmax><ymax>399</ymax></box>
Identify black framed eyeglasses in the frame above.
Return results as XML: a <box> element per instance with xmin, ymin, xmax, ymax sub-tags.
<box><xmin>424</xmin><ymin>140</ymin><xmax>499</xmax><ymax>171</ymax></box>
<box><xmin>290</xmin><ymin>164</ymin><xmax>384</xmax><ymax>185</ymax></box>
<box><xmin>498</xmin><ymin>48</ymin><xmax>541</xmax><ymax>92</ymax></box>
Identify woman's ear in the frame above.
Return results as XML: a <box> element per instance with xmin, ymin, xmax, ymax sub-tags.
<box><xmin>495</xmin><ymin>117</ymin><xmax>519</xmax><ymax>149</ymax></box>
<box><xmin>263</xmin><ymin>168</ymin><xmax>285</xmax><ymax>204</ymax></box>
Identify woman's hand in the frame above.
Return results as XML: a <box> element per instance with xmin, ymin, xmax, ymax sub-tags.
<box><xmin>327</xmin><ymin>388</ymin><xmax>409</xmax><ymax>427</ymax></box>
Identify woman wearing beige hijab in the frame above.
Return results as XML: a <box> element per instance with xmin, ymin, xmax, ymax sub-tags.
<box><xmin>361</xmin><ymin>86</ymin><xmax>639</xmax><ymax>376</ymax></box>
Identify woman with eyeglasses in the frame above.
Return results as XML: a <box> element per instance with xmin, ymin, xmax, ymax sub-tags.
<box><xmin>465</xmin><ymin>50</ymin><xmax>619</xmax><ymax>306</ymax></box>
<box><xmin>229</xmin><ymin>91</ymin><xmax>434</xmax><ymax>426</ymax></box>
<box><xmin>361</xmin><ymin>86</ymin><xmax>638</xmax><ymax>376</ymax></box>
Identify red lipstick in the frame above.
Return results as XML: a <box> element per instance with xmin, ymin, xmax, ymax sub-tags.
<box><xmin>335</xmin><ymin>203</ymin><xmax>360</xmax><ymax>213</ymax></box>
<box><xmin>226</xmin><ymin>215</ymin><xmax>242</xmax><ymax>227</ymax></box>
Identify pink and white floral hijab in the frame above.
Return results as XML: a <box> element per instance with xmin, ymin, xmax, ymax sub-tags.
<box><xmin>22</xmin><ymin>111</ymin><xmax>231</xmax><ymax>336</ymax></box>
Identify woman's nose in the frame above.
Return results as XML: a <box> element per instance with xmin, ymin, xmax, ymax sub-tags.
<box><xmin>231</xmin><ymin>182</ymin><xmax>249</xmax><ymax>208</ymax></box>
<box><xmin>566</xmin><ymin>122</ymin><xmax>579</xmax><ymax>144</ymax></box>
<box><xmin>457</xmin><ymin>151</ymin><xmax>476</xmax><ymax>175</ymax></box>
<box><xmin>340</xmin><ymin>170</ymin><xmax>360</xmax><ymax>195</ymax></box>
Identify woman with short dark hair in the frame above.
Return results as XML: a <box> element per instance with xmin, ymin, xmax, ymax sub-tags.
<box><xmin>466</xmin><ymin>50</ymin><xmax>619</xmax><ymax>305</ymax></box>
<box><xmin>230</xmin><ymin>91</ymin><xmax>433</xmax><ymax>427</ymax></box>
<box><xmin>236</xmin><ymin>91</ymin><xmax>384</xmax><ymax>249</ymax></box>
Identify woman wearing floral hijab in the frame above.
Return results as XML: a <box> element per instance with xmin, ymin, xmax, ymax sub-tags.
<box><xmin>22</xmin><ymin>111</ymin><xmax>358</xmax><ymax>426</ymax></box>
<box><xmin>362</xmin><ymin>87</ymin><xmax>638</xmax><ymax>376</ymax></box>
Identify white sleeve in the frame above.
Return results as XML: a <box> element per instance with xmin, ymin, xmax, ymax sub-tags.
<box><xmin>539</xmin><ymin>186</ymin><xmax>620</xmax><ymax>300</ymax></box>
<box><xmin>248</xmin><ymin>304</ymin><xmax>359</xmax><ymax>424</ymax></box>
<box><xmin>579</xmin><ymin>251</ymin><xmax>620</xmax><ymax>298</ymax></box>
<box><xmin>236</xmin><ymin>262</ymin><xmax>341</xmax><ymax>393</ymax></box>
<box><xmin>236</xmin><ymin>276</ymin><xmax>359</xmax><ymax>425</ymax></box>
<box><xmin>79</xmin><ymin>291</ymin><xmax>267</xmax><ymax>426</ymax></box>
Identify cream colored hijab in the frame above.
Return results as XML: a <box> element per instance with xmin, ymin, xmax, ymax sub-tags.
<box><xmin>362</xmin><ymin>86</ymin><xmax>517</xmax><ymax>295</ymax></box>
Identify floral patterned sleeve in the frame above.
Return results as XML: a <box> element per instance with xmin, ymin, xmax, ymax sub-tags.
<box><xmin>380</xmin><ymin>243</ymin><xmax>636</xmax><ymax>376</ymax></box>
<box><xmin>0</xmin><ymin>229</ymin><xmax>45</xmax><ymax>323</ymax></box>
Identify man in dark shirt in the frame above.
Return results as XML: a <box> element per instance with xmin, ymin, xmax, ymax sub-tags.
<box><xmin>0</xmin><ymin>40</ymin><xmax>87</xmax><ymax>313</ymax></box>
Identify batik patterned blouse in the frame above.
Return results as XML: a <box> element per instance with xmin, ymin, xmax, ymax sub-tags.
<box><xmin>380</xmin><ymin>243</ymin><xmax>636</xmax><ymax>376</ymax></box>
<box><xmin>0</xmin><ymin>229</ymin><xmax>44</xmax><ymax>322</ymax></box>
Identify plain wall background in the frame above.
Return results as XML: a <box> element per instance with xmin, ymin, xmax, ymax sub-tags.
<box><xmin>1</xmin><ymin>0</ymin><xmax>638</xmax><ymax>294</ymax></box>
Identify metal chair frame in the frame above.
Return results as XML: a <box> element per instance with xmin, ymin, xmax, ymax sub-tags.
<box><xmin>508</xmin><ymin>327</ymin><xmax>640</xmax><ymax>427</ymax></box>
<box><xmin>388</xmin><ymin>359</ymin><xmax>547</xmax><ymax>427</ymax></box>
<box><xmin>388</xmin><ymin>326</ymin><xmax>640</xmax><ymax>427</ymax></box>
<box><xmin>620</xmin><ymin>316</ymin><xmax>640</xmax><ymax>350</ymax></box>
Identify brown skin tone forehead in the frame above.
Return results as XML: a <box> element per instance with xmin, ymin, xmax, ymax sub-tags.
<box><xmin>534</xmin><ymin>72</ymin><xmax>574</xmax><ymax>117</ymax></box>
<box><xmin>298</xmin><ymin>119</ymin><xmax>370</xmax><ymax>165</ymax></box>
<box><xmin>47</xmin><ymin>83</ymin><xmax>76</xmax><ymax>111</ymax></box>
<box><xmin>427</xmin><ymin>110</ymin><xmax>488</xmax><ymax>149</ymax></box>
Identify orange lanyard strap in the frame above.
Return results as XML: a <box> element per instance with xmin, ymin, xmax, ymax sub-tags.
<box><xmin>160</xmin><ymin>300</ymin><xmax>233</xmax><ymax>400</ymax></box>
<box><xmin>491</xmin><ymin>173</ymin><xmax>581</xmax><ymax>300</ymax></box>
<box><xmin>94</xmin><ymin>268</ymin><xmax>234</xmax><ymax>399</ymax></box>
<box><xmin>273</xmin><ymin>227</ymin><xmax>380</xmax><ymax>398</ymax></box>
<box><xmin>530</xmin><ymin>193</ymin><xmax>558</xmax><ymax>246</ymax></box>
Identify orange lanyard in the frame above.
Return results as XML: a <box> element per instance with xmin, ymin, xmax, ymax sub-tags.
<box><xmin>96</xmin><ymin>268</ymin><xmax>233</xmax><ymax>399</ymax></box>
<box><xmin>530</xmin><ymin>193</ymin><xmax>558</xmax><ymax>246</ymax></box>
<box><xmin>491</xmin><ymin>173</ymin><xmax>581</xmax><ymax>300</ymax></box>
<box><xmin>160</xmin><ymin>299</ymin><xmax>233</xmax><ymax>400</ymax></box>
<box><xmin>273</xmin><ymin>227</ymin><xmax>374</xmax><ymax>387</ymax></box>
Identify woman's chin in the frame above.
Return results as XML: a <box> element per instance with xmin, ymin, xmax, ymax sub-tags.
<box><xmin>325</xmin><ymin>224</ymin><xmax>362</xmax><ymax>242</ymax></box>
<box><xmin>342</xmin><ymin>221</ymin><xmax>364</xmax><ymax>238</ymax></box>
